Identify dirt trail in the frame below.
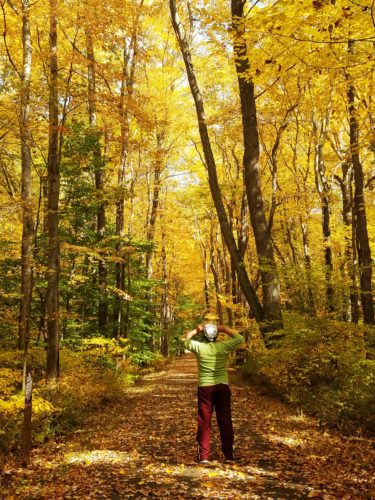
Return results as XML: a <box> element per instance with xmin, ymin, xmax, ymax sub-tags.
<box><xmin>1</xmin><ymin>355</ymin><xmax>374</xmax><ymax>499</ymax></box>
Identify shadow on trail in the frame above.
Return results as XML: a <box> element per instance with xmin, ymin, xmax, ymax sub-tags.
<box><xmin>2</xmin><ymin>354</ymin><xmax>373</xmax><ymax>498</ymax></box>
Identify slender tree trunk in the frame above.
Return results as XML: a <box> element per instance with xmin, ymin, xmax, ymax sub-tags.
<box><xmin>86</xmin><ymin>30</ymin><xmax>107</xmax><ymax>333</ymax></box>
<box><xmin>232</xmin><ymin>187</ymin><xmax>249</xmax><ymax>318</ymax></box>
<box><xmin>146</xmin><ymin>140</ymin><xmax>163</xmax><ymax>278</ymax></box>
<box><xmin>124</xmin><ymin>255</ymin><xmax>131</xmax><ymax>337</ymax></box>
<box><xmin>35</xmin><ymin>175</ymin><xmax>48</xmax><ymax>344</ymax></box>
<box><xmin>145</xmin><ymin>138</ymin><xmax>163</xmax><ymax>350</ymax></box>
<box><xmin>313</xmin><ymin>132</ymin><xmax>334</xmax><ymax>313</ymax></box>
<box><xmin>170</xmin><ymin>0</ymin><xmax>267</xmax><ymax>335</ymax></box>
<box><xmin>221</xmin><ymin>243</ymin><xmax>234</xmax><ymax>327</ymax></box>
<box><xmin>238</xmin><ymin>187</ymin><xmax>249</xmax><ymax>261</ymax></box>
<box><xmin>203</xmin><ymin>254</ymin><xmax>210</xmax><ymax>311</ymax></box>
<box><xmin>194</xmin><ymin>220</ymin><xmax>211</xmax><ymax>312</ymax></box>
<box><xmin>339</xmin><ymin>161</ymin><xmax>355</xmax><ymax>321</ymax></box>
<box><xmin>285</xmin><ymin>217</ymin><xmax>298</xmax><ymax>265</ymax></box>
<box><xmin>231</xmin><ymin>0</ymin><xmax>283</xmax><ymax>332</ymax></box>
<box><xmin>351</xmin><ymin>203</ymin><xmax>361</xmax><ymax>323</ymax></box>
<box><xmin>284</xmin><ymin>212</ymin><xmax>304</xmax><ymax>311</ymax></box>
<box><xmin>322</xmin><ymin>194</ymin><xmax>334</xmax><ymax>312</ymax></box>
<box><xmin>114</xmin><ymin>35</ymin><xmax>137</xmax><ymax>337</ymax></box>
<box><xmin>160</xmin><ymin>222</ymin><xmax>171</xmax><ymax>356</ymax></box>
<box><xmin>18</xmin><ymin>0</ymin><xmax>34</xmax><ymax>352</ymax></box>
<box><xmin>46</xmin><ymin>0</ymin><xmax>60</xmax><ymax>382</ymax></box>
<box><xmin>336</xmin><ymin>161</ymin><xmax>360</xmax><ymax>322</ymax></box>
<box><xmin>267</xmin><ymin>105</ymin><xmax>297</xmax><ymax>233</ymax></box>
<box><xmin>300</xmin><ymin>216</ymin><xmax>315</xmax><ymax>313</ymax></box>
<box><xmin>210</xmin><ymin>237</ymin><xmax>224</xmax><ymax>324</ymax></box>
<box><xmin>347</xmin><ymin>60</ymin><xmax>374</xmax><ymax>324</ymax></box>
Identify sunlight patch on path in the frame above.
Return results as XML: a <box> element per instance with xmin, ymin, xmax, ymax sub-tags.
<box><xmin>2</xmin><ymin>354</ymin><xmax>373</xmax><ymax>499</ymax></box>
<box><xmin>268</xmin><ymin>434</ymin><xmax>306</xmax><ymax>447</ymax></box>
<box><xmin>64</xmin><ymin>450</ymin><xmax>133</xmax><ymax>465</ymax></box>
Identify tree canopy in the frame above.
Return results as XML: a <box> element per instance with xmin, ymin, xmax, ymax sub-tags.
<box><xmin>0</xmin><ymin>0</ymin><xmax>374</xmax><ymax>448</ymax></box>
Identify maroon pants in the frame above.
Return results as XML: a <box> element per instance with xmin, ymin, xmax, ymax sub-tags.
<box><xmin>197</xmin><ymin>384</ymin><xmax>234</xmax><ymax>461</ymax></box>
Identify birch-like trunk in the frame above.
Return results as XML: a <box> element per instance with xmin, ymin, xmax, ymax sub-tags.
<box><xmin>18</xmin><ymin>0</ymin><xmax>34</xmax><ymax>352</ymax></box>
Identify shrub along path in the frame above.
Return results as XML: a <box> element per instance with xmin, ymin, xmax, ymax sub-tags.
<box><xmin>1</xmin><ymin>354</ymin><xmax>374</xmax><ymax>499</ymax></box>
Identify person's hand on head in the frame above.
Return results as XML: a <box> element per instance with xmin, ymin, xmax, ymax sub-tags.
<box><xmin>196</xmin><ymin>324</ymin><xmax>204</xmax><ymax>333</ymax></box>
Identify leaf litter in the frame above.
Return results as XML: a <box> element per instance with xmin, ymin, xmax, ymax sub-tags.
<box><xmin>1</xmin><ymin>355</ymin><xmax>374</xmax><ymax>499</ymax></box>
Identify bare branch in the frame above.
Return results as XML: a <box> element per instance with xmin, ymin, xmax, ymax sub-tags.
<box><xmin>1</xmin><ymin>1</ymin><xmax>21</xmax><ymax>78</ymax></box>
<box><xmin>191</xmin><ymin>139</ymin><xmax>207</xmax><ymax>170</ymax></box>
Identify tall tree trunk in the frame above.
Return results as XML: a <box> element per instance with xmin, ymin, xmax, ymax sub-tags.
<box><xmin>194</xmin><ymin>220</ymin><xmax>211</xmax><ymax>312</ymax></box>
<box><xmin>350</xmin><ymin>202</ymin><xmax>361</xmax><ymax>323</ymax></box>
<box><xmin>160</xmin><ymin>221</ymin><xmax>171</xmax><ymax>356</ymax></box>
<box><xmin>146</xmin><ymin>137</ymin><xmax>163</xmax><ymax>279</ymax></box>
<box><xmin>339</xmin><ymin>161</ymin><xmax>353</xmax><ymax>321</ymax></box>
<box><xmin>86</xmin><ymin>30</ymin><xmax>107</xmax><ymax>333</ymax></box>
<box><xmin>221</xmin><ymin>242</ymin><xmax>234</xmax><ymax>327</ymax></box>
<box><xmin>232</xmin><ymin>187</ymin><xmax>249</xmax><ymax>319</ymax></box>
<box><xmin>290</xmin><ymin>117</ymin><xmax>315</xmax><ymax>314</ymax></box>
<box><xmin>114</xmin><ymin>35</ymin><xmax>137</xmax><ymax>338</ymax></box>
<box><xmin>145</xmin><ymin>137</ymin><xmax>163</xmax><ymax>350</ymax></box>
<box><xmin>231</xmin><ymin>0</ymin><xmax>283</xmax><ymax>332</ymax></box>
<box><xmin>299</xmin><ymin>216</ymin><xmax>315</xmax><ymax>313</ymax></box>
<box><xmin>336</xmin><ymin>161</ymin><xmax>360</xmax><ymax>322</ymax></box>
<box><xmin>18</xmin><ymin>0</ymin><xmax>33</xmax><ymax>352</ymax></box>
<box><xmin>313</xmin><ymin>128</ymin><xmax>334</xmax><ymax>313</ymax></box>
<box><xmin>170</xmin><ymin>0</ymin><xmax>267</xmax><ymax>336</ymax></box>
<box><xmin>203</xmin><ymin>253</ymin><xmax>210</xmax><ymax>311</ymax></box>
<box><xmin>46</xmin><ymin>0</ymin><xmax>60</xmax><ymax>382</ymax></box>
<box><xmin>347</xmin><ymin>49</ymin><xmax>374</xmax><ymax>324</ymax></box>
<box><xmin>209</xmin><ymin>237</ymin><xmax>224</xmax><ymax>324</ymax></box>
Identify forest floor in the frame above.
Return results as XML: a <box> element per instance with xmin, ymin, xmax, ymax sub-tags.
<box><xmin>1</xmin><ymin>354</ymin><xmax>374</xmax><ymax>499</ymax></box>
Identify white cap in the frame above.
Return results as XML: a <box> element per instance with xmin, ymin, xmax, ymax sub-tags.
<box><xmin>203</xmin><ymin>323</ymin><xmax>218</xmax><ymax>341</ymax></box>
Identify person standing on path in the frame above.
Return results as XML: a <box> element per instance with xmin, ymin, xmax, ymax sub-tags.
<box><xmin>183</xmin><ymin>323</ymin><xmax>245</xmax><ymax>463</ymax></box>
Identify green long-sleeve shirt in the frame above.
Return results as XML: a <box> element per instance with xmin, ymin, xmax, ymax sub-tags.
<box><xmin>184</xmin><ymin>333</ymin><xmax>245</xmax><ymax>386</ymax></box>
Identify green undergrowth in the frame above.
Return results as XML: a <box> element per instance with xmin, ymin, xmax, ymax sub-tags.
<box><xmin>242</xmin><ymin>313</ymin><xmax>375</xmax><ymax>435</ymax></box>
<box><xmin>0</xmin><ymin>341</ymin><xmax>168</xmax><ymax>453</ymax></box>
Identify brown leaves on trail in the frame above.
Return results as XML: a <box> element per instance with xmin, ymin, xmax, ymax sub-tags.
<box><xmin>1</xmin><ymin>355</ymin><xmax>374</xmax><ymax>499</ymax></box>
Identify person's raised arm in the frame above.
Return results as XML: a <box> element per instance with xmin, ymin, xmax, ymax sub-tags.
<box><xmin>183</xmin><ymin>324</ymin><xmax>204</xmax><ymax>340</ymax></box>
<box><xmin>217</xmin><ymin>325</ymin><xmax>238</xmax><ymax>338</ymax></box>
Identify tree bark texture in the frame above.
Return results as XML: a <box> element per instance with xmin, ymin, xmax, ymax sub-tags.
<box><xmin>347</xmin><ymin>77</ymin><xmax>374</xmax><ymax>324</ymax></box>
<box><xmin>18</xmin><ymin>0</ymin><xmax>34</xmax><ymax>352</ymax></box>
<box><xmin>231</xmin><ymin>0</ymin><xmax>283</xmax><ymax>332</ymax></box>
<box><xmin>170</xmin><ymin>0</ymin><xmax>266</xmax><ymax>331</ymax></box>
<box><xmin>46</xmin><ymin>0</ymin><xmax>60</xmax><ymax>382</ymax></box>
